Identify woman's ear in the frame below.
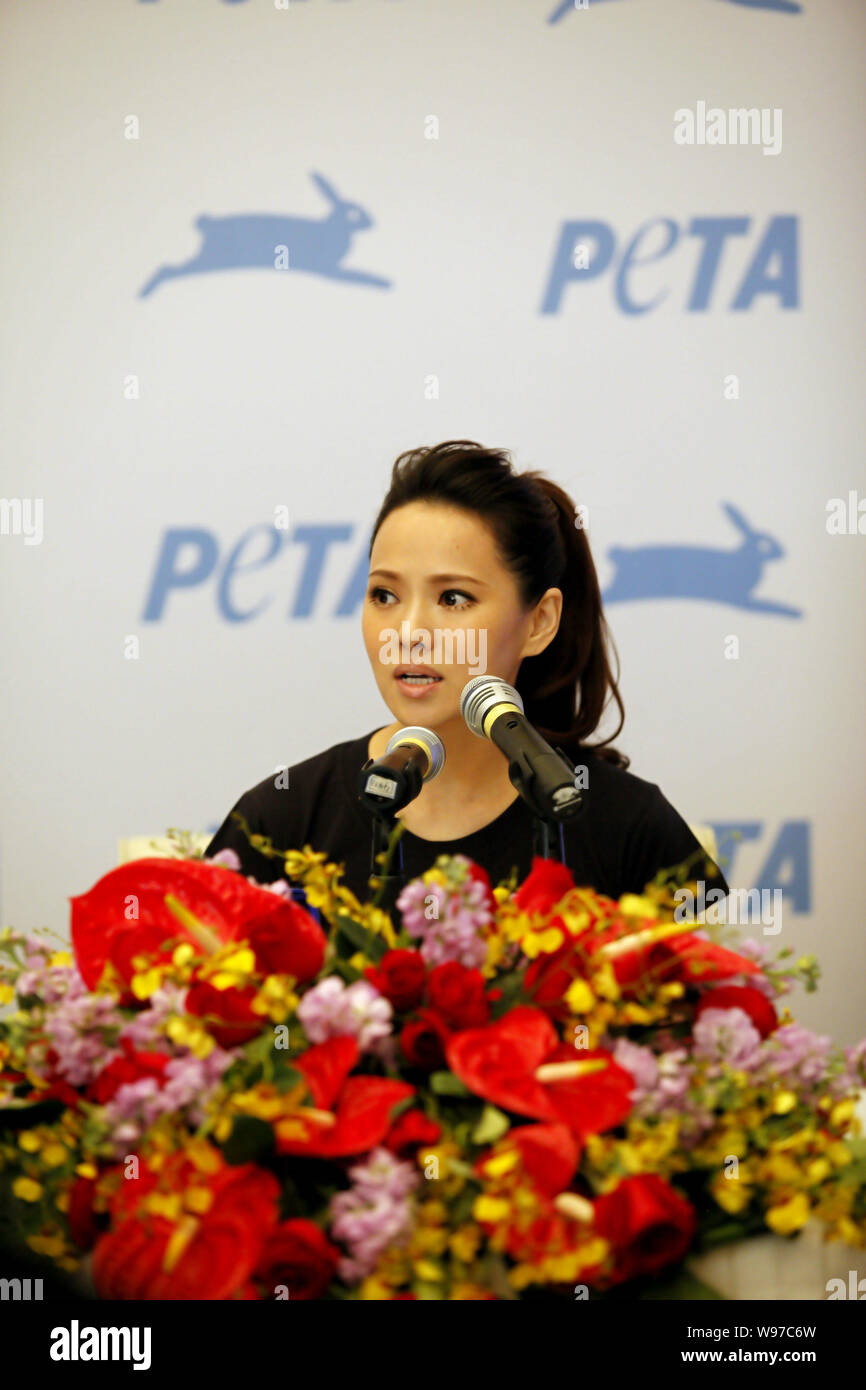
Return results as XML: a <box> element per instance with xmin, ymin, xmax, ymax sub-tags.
<box><xmin>521</xmin><ymin>587</ymin><xmax>563</xmax><ymax>659</ymax></box>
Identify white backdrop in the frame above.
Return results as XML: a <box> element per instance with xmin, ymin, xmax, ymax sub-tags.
<box><xmin>1</xmin><ymin>0</ymin><xmax>864</xmax><ymax>1043</ymax></box>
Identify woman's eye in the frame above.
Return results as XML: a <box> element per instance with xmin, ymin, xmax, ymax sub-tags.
<box><xmin>368</xmin><ymin>587</ymin><xmax>396</xmax><ymax>606</ymax></box>
<box><xmin>441</xmin><ymin>589</ymin><xmax>474</xmax><ymax>609</ymax></box>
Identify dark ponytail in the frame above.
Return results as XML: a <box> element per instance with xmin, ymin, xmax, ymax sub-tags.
<box><xmin>369</xmin><ymin>440</ymin><xmax>629</xmax><ymax>768</ymax></box>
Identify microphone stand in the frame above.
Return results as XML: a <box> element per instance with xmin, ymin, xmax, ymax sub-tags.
<box><xmin>358</xmin><ymin>759</ymin><xmax>408</xmax><ymax>912</ymax></box>
<box><xmin>507</xmin><ymin>745</ymin><xmax>583</xmax><ymax>867</ymax></box>
<box><xmin>368</xmin><ymin>809</ymin><xmax>405</xmax><ymax>888</ymax></box>
<box><xmin>532</xmin><ymin>816</ymin><xmax>568</xmax><ymax>865</ymax></box>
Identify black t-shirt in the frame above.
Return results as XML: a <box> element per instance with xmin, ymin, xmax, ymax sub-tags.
<box><xmin>204</xmin><ymin>729</ymin><xmax>729</xmax><ymax>910</ymax></box>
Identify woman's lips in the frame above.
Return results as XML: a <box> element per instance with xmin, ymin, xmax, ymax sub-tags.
<box><xmin>394</xmin><ymin>671</ymin><xmax>444</xmax><ymax>698</ymax></box>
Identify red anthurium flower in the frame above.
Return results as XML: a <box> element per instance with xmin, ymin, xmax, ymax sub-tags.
<box><xmin>661</xmin><ymin>935</ymin><xmax>762</xmax><ymax>984</ymax></box>
<box><xmin>185</xmin><ymin>979</ymin><xmax>264</xmax><ymax>1049</ymax></box>
<box><xmin>92</xmin><ymin>1157</ymin><xmax>280</xmax><ymax>1300</ymax></box>
<box><xmin>694</xmin><ymin>984</ymin><xmax>778</xmax><ymax>1038</ymax></box>
<box><xmin>476</xmin><ymin>1122</ymin><xmax>580</xmax><ymax>1200</ymax></box>
<box><xmin>524</xmin><ymin>940</ymin><xmax>590</xmax><ymax>1020</ymax></box>
<box><xmin>385</xmin><ymin>1107</ymin><xmax>442</xmax><ymax>1157</ymax></box>
<box><xmin>582</xmin><ymin>921</ymin><xmax>761</xmax><ymax>993</ymax></box>
<box><xmin>508</xmin><ymin>1122</ymin><xmax>581</xmax><ymax>1198</ymax></box>
<box><xmin>446</xmin><ymin>1006</ymin><xmax>634</xmax><ymax>1136</ymax></box>
<box><xmin>70</xmin><ymin>858</ymin><xmax>326</xmax><ymax>1001</ymax></box>
<box><xmin>513</xmin><ymin>857</ymin><xmax>577</xmax><ymax>916</ymax></box>
<box><xmin>275</xmin><ymin>1036</ymin><xmax>414</xmax><ymax>1158</ymax></box>
<box><xmin>293</xmin><ymin>1034</ymin><xmax>359</xmax><ymax>1110</ymax></box>
<box><xmin>592</xmin><ymin>1174</ymin><xmax>697</xmax><ymax>1286</ymax></box>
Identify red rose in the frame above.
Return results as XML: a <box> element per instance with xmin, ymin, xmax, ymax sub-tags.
<box><xmin>385</xmin><ymin>1108</ymin><xmax>442</xmax><ymax>1156</ymax></box>
<box><xmin>70</xmin><ymin>858</ymin><xmax>326</xmax><ymax>1004</ymax></box>
<box><xmin>592</xmin><ymin>1174</ymin><xmax>697</xmax><ymax>1286</ymax></box>
<box><xmin>694</xmin><ymin>984</ymin><xmax>777</xmax><ymax>1039</ymax></box>
<box><xmin>364</xmin><ymin>949</ymin><xmax>427</xmax><ymax>1011</ymax></box>
<box><xmin>87</xmin><ymin>1038</ymin><xmax>171</xmax><ymax>1105</ymax></box>
<box><xmin>513</xmin><ymin>857</ymin><xmax>576</xmax><ymax>916</ymax></box>
<box><xmin>426</xmin><ymin>962</ymin><xmax>490</xmax><ymax>1029</ymax></box>
<box><xmin>400</xmin><ymin>1009</ymin><xmax>452</xmax><ymax>1070</ymax></box>
<box><xmin>185</xmin><ymin>979</ymin><xmax>263</xmax><ymax>1048</ymax></box>
<box><xmin>254</xmin><ymin>1219</ymin><xmax>341</xmax><ymax>1300</ymax></box>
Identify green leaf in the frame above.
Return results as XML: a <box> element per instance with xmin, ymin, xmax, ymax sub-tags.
<box><xmin>451</xmin><ymin>1183</ymin><xmax>481</xmax><ymax>1225</ymax></box>
<box><xmin>0</xmin><ymin>1099</ymin><xmax>65</xmax><ymax>1132</ymax></box>
<box><xmin>333</xmin><ymin>913</ymin><xmax>388</xmax><ymax>964</ymax></box>
<box><xmin>429</xmin><ymin>1071</ymin><xmax>472</xmax><ymax>1098</ymax></box>
<box><xmin>471</xmin><ymin>1104</ymin><xmax>510</xmax><ymax>1146</ymax></box>
<box><xmin>273</xmin><ymin>1062</ymin><xmax>306</xmax><ymax>1095</ymax></box>
<box><xmin>220</xmin><ymin>1115</ymin><xmax>276</xmax><ymax>1165</ymax></box>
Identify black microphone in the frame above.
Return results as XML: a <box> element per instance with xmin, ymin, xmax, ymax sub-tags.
<box><xmin>357</xmin><ymin>725</ymin><xmax>446</xmax><ymax>815</ymax></box>
<box><xmin>460</xmin><ymin>676</ymin><xmax>583</xmax><ymax>822</ymax></box>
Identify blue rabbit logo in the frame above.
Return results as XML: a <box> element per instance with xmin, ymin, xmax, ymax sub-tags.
<box><xmin>139</xmin><ymin>172</ymin><xmax>392</xmax><ymax>298</ymax></box>
<box><xmin>602</xmin><ymin>503</ymin><xmax>803</xmax><ymax>617</ymax></box>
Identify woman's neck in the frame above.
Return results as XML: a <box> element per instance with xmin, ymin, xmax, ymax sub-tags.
<box><xmin>368</xmin><ymin>715</ymin><xmax>517</xmax><ymax>812</ymax></box>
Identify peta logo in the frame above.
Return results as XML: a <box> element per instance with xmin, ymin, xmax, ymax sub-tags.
<box><xmin>142</xmin><ymin>505</ymin><xmax>801</xmax><ymax>623</ymax></box>
<box><xmin>50</xmin><ymin>1320</ymin><xmax>152</xmax><ymax>1370</ymax></box>
<box><xmin>139</xmin><ymin>172</ymin><xmax>391</xmax><ymax>298</ymax></box>
<box><xmin>602</xmin><ymin>503</ymin><xmax>803</xmax><ymax>618</ymax></box>
<box><xmin>547</xmin><ymin>0</ymin><xmax>802</xmax><ymax>21</ymax></box>
<box><xmin>142</xmin><ymin>523</ymin><xmax>369</xmax><ymax>621</ymax></box>
<box><xmin>541</xmin><ymin>215</ymin><xmax>798</xmax><ymax>314</ymax></box>
<box><xmin>709</xmin><ymin>822</ymin><xmax>811</xmax><ymax>914</ymax></box>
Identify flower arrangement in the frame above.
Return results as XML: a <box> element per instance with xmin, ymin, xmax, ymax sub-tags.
<box><xmin>1</xmin><ymin>836</ymin><xmax>864</xmax><ymax>1300</ymax></box>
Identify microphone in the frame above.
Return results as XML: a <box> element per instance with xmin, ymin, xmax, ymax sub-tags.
<box><xmin>460</xmin><ymin>676</ymin><xmax>584</xmax><ymax>822</ymax></box>
<box><xmin>357</xmin><ymin>725</ymin><xmax>445</xmax><ymax>815</ymax></box>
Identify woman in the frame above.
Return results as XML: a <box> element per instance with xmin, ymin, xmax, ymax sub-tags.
<box><xmin>205</xmin><ymin>440</ymin><xmax>728</xmax><ymax>908</ymax></box>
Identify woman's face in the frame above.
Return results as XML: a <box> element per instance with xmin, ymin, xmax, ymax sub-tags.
<box><xmin>362</xmin><ymin>500</ymin><xmax>562</xmax><ymax>727</ymax></box>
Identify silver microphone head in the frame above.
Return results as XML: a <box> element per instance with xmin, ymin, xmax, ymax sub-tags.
<box><xmin>385</xmin><ymin>726</ymin><xmax>446</xmax><ymax>781</ymax></box>
<box><xmin>460</xmin><ymin>676</ymin><xmax>524</xmax><ymax>738</ymax></box>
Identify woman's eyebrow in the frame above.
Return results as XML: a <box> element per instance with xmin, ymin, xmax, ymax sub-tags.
<box><xmin>368</xmin><ymin>569</ymin><xmax>487</xmax><ymax>586</ymax></box>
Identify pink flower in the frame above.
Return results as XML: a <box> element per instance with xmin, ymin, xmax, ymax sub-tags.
<box><xmin>297</xmin><ymin>977</ymin><xmax>393</xmax><ymax>1050</ymax></box>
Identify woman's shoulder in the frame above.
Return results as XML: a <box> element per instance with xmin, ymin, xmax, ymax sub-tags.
<box><xmin>239</xmin><ymin>729</ymin><xmax>372</xmax><ymax>813</ymax></box>
<box><xmin>204</xmin><ymin>729</ymin><xmax>374</xmax><ymax>877</ymax></box>
<box><xmin>573</xmin><ymin>744</ymin><xmax>667</xmax><ymax>819</ymax></box>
